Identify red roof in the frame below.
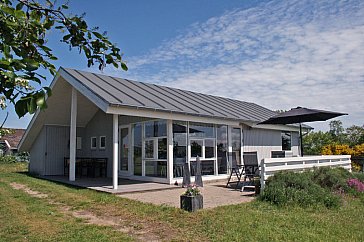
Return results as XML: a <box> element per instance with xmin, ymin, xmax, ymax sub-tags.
<box><xmin>0</xmin><ymin>129</ymin><xmax>25</xmax><ymax>149</ymax></box>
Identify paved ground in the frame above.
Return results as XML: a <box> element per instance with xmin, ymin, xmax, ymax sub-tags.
<box><xmin>43</xmin><ymin>176</ymin><xmax>255</xmax><ymax>208</ymax></box>
<box><xmin>42</xmin><ymin>176</ymin><xmax>179</xmax><ymax>194</ymax></box>
<box><xmin>119</xmin><ymin>182</ymin><xmax>255</xmax><ymax>209</ymax></box>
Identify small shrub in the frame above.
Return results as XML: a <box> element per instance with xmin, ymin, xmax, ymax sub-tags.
<box><xmin>259</xmin><ymin>170</ymin><xmax>340</xmax><ymax>208</ymax></box>
<box><xmin>0</xmin><ymin>155</ymin><xmax>17</xmax><ymax>163</ymax></box>
<box><xmin>311</xmin><ymin>167</ymin><xmax>350</xmax><ymax>192</ymax></box>
<box><xmin>347</xmin><ymin>178</ymin><xmax>364</xmax><ymax>192</ymax></box>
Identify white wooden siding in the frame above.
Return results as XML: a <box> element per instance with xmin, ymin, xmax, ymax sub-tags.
<box><xmin>29</xmin><ymin>127</ymin><xmax>46</xmax><ymax>175</ymax></box>
<box><xmin>242</xmin><ymin>128</ymin><xmax>300</xmax><ymax>164</ymax></box>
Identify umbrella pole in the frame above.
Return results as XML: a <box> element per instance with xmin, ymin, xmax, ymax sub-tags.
<box><xmin>300</xmin><ymin>123</ymin><xmax>303</xmax><ymax>157</ymax></box>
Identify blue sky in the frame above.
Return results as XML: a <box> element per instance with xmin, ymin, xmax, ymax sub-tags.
<box><xmin>2</xmin><ymin>0</ymin><xmax>363</xmax><ymax>131</ymax></box>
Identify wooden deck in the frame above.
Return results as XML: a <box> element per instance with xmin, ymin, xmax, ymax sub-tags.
<box><xmin>42</xmin><ymin>176</ymin><xmax>180</xmax><ymax>194</ymax></box>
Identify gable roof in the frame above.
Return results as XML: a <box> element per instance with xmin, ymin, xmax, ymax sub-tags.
<box><xmin>0</xmin><ymin>128</ymin><xmax>25</xmax><ymax>149</ymax></box>
<box><xmin>62</xmin><ymin>68</ymin><xmax>277</xmax><ymax>123</ymax></box>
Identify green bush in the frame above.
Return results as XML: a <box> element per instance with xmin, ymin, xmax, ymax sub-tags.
<box><xmin>311</xmin><ymin>167</ymin><xmax>350</xmax><ymax>191</ymax></box>
<box><xmin>0</xmin><ymin>155</ymin><xmax>18</xmax><ymax>163</ymax></box>
<box><xmin>259</xmin><ymin>168</ymin><xmax>347</xmax><ymax>209</ymax></box>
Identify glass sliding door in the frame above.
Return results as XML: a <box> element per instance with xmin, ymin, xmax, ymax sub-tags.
<box><xmin>173</xmin><ymin>121</ymin><xmax>187</xmax><ymax>178</ymax></box>
<box><xmin>189</xmin><ymin>122</ymin><xmax>215</xmax><ymax>176</ymax></box>
<box><xmin>217</xmin><ymin>125</ymin><xmax>228</xmax><ymax>174</ymax></box>
<box><xmin>231</xmin><ymin>127</ymin><xmax>242</xmax><ymax>166</ymax></box>
<box><xmin>133</xmin><ymin>123</ymin><xmax>142</xmax><ymax>176</ymax></box>
<box><xmin>143</xmin><ymin>120</ymin><xmax>167</xmax><ymax>178</ymax></box>
<box><xmin>119</xmin><ymin>127</ymin><xmax>129</xmax><ymax>172</ymax></box>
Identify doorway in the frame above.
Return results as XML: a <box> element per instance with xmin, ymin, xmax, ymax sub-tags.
<box><xmin>119</xmin><ymin>126</ymin><xmax>130</xmax><ymax>174</ymax></box>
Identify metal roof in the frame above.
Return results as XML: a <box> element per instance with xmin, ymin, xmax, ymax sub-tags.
<box><xmin>63</xmin><ymin>68</ymin><xmax>278</xmax><ymax>122</ymax></box>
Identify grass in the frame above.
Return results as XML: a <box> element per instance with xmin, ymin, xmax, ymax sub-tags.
<box><xmin>1</xmin><ymin>162</ymin><xmax>364</xmax><ymax>241</ymax></box>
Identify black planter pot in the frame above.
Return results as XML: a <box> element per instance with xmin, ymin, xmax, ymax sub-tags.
<box><xmin>180</xmin><ymin>194</ymin><xmax>203</xmax><ymax>212</ymax></box>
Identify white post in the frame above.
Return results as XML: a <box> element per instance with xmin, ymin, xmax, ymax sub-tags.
<box><xmin>113</xmin><ymin>114</ymin><xmax>119</xmax><ymax>190</ymax></box>
<box><xmin>167</xmin><ymin>120</ymin><xmax>174</xmax><ymax>184</ymax></box>
<box><xmin>69</xmin><ymin>87</ymin><xmax>77</xmax><ymax>181</ymax></box>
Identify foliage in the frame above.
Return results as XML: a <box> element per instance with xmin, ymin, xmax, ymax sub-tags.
<box><xmin>321</xmin><ymin>144</ymin><xmax>354</xmax><ymax>155</ymax></box>
<box><xmin>303</xmin><ymin>121</ymin><xmax>364</xmax><ymax>155</ymax></box>
<box><xmin>0</xmin><ymin>0</ymin><xmax>127</xmax><ymax>118</ymax></box>
<box><xmin>259</xmin><ymin>168</ymin><xmax>351</xmax><ymax>208</ymax></box>
<box><xmin>347</xmin><ymin>178</ymin><xmax>364</xmax><ymax>193</ymax></box>
<box><xmin>0</xmin><ymin>154</ymin><xmax>17</xmax><ymax>162</ymax></box>
<box><xmin>303</xmin><ymin>131</ymin><xmax>334</xmax><ymax>155</ymax></box>
<box><xmin>329</xmin><ymin>120</ymin><xmax>345</xmax><ymax>143</ymax></box>
<box><xmin>321</xmin><ymin>143</ymin><xmax>364</xmax><ymax>157</ymax></box>
<box><xmin>183</xmin><ymin>184</ymin><xmax>200</xmax><ymax>196</ymax></box>
<box><xmin>311</xmin><ymin>167</ymin><xmax>350</xmax><ymax>191</ymax></box>
<box><xmin>346</xmin><ymin>125</ymin><xmax>364</xmax><ymax>146</ymax></box>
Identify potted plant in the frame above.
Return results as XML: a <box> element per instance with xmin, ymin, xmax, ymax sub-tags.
<box><xmin>180</xmin><ymin>184</ymin><xmax>203</xmax><ymax>212</ymax></box>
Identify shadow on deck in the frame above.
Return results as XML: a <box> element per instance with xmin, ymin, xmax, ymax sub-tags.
<box><xmin>41</xmin><ymin>176</ymin><xmax>180</xmax><ymax>194</ymax></box>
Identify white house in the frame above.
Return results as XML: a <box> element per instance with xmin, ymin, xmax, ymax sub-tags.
<box><xmin>19</xmin><ymin>67</ymin><xmax>306</xmax><ymax>189</ymax></box>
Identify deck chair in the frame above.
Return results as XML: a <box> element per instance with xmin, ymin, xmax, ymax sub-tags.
<box><xmin>241</xmin><ymin>152</ymin><xmax>260</xmax><ymax>191</ymax></box>
<box><xmin>226</xmin><ymin>151</ymin><xmax>243</xmax><ymax>189</ymax></box>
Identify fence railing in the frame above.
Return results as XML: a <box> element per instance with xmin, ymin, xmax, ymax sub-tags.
<box><xmin>260</xmin><ymin>155</ymin><xmax>351</xmax><ymax>189</ymax></box>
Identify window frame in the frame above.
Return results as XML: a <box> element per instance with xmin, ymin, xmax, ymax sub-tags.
<box><xmin>281</xmin><ymin>131</ymin><xmax>292</xmax><ymax>151</ymax></box>
<box><xmin>90</xmin><ymin>136</ymin><xmax>97</xmax><ymax>150</ymax></box>
<box><xmin>99</xmin><ymin>136</ymin><xmax>106</xmax><ymax>150</ymax></box>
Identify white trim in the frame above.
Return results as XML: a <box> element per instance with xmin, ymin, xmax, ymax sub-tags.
<box><xmin>90</xmin><ymin>136</ymin><xmax>97</xmax><ymax>149</ymax></box>
<box><xmin>59</xmin><ymin>68</ymin><xmax>109</xmax><ymax>112</ymax></box>
<box><xmin>69</xmin><ymin>87</ymin><xmax>77</xmax><ymax>182</ymax></box>
<box><xmin>112</xmin><ymin>114</ymin><xmax>119</xmax><ymax>189</ymax></box>
<box><xmin>167</xmin><ymin>120</ymin><xmax>173</xmax><ymax>184</ymax></box>
<box><xmin>107</xmin><ymin>106</ymin><xmax>240</xmax><ymax>126</ymax></box>
<box><xmin>118</xmin><ymin>125</ymin><xmax>131</xmax><ymax>175</ymax></box>
<box><xmin>99</xmin><ymin>136</ymin><xmax>106</xmax><ymax>150</ymax></box>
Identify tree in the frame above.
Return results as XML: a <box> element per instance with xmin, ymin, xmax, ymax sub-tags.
<box><xmin>329</xmin><ymin>120</ymin><xmax>345</xmax><ymax>144</ymax></box>
<box><xmin>303</xmin><ymin>131</ymin><xmax>334</xmax><ymax>155</ymax></box>
<box><xmin>345</xmin><ymin>125</ymin><xmax>364</xmax><ymax>146</ymax></box>
<box><xmin>0</xmin><ymin>0</ymin><xmax>127</xmax><ymax>124</ymax></box>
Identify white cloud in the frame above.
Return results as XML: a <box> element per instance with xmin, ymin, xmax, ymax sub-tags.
<box><xmin>106</xmin><ymin>0</ymin><xmax>364</xmax><ymax>130</ymax></box>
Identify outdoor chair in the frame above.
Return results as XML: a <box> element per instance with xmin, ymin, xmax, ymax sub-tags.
<box><xmin>241</xmin><ymin>151</ymin><xmax>260</xmax><ymax>192</ymax></box>
<box><xmin>226</xmin><ymin>152</ymin><xmax>244</xmax><ymax>189</ymax></box>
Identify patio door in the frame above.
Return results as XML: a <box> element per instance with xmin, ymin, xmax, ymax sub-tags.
<box><xmin>119</xmin><ymin>126</ymin><xmax>130</xmax><ymax>174</ymax></box>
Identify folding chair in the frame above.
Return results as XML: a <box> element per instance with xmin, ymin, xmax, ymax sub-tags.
<box><xmin>241</xmin><ymin>152</ymin><xmax>260</xmax><ymax>192</ymax></box>
<box><xmin>226</xmin><ymin>152</ymin><xmax>244</xmax><ymax>189</ymax></box>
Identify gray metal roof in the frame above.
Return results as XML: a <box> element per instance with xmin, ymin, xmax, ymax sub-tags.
<box><xmin>63</xmin><ymin>68</ymin><xmax>278</xmax><ymax>122</ymax></box>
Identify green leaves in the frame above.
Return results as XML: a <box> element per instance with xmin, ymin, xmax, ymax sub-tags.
<box><xmin>0</xmin><ymin>0</ymin><xmax>127</xmax><ymax>118</ymax></box>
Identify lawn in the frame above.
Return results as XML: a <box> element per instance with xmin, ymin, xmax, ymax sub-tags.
<box><xmin>1</xmin><ymin>162</ymin><xmax>364</xmax><ymax>241</ymax></box>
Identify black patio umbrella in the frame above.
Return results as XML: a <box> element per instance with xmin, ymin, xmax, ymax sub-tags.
<box><xmin>258</xmin><ymin>107</ymin><xmax>347</xmax><ymax>156</ymax></box>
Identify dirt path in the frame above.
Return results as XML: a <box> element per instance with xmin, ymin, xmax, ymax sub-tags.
<box><xmin>9</xmin><ymin>182</ymin><xmax>169</xmax><ymax>241</ymax></box>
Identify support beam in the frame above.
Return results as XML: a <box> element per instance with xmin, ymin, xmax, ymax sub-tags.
<box><xmin>69</xmin><ymin>87</ymin><xmax>77</xmax><ymax>181</ymax></box>
<box><xmin>113</xmin><ymin>114</ymin><xmax>119</xmax><ymax>190</ymax></box>
<box><xmin>167</xmin><ymin>120</ymin><xmax>173</xmax><ymax>184</ymax></box>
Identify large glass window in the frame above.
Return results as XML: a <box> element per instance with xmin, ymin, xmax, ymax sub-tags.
<box><xmin>282</xmin><ymin>131</ymin><xmax>292</xmax><ymax>151</ymax></box>
<box><xmin>133</xmin><ymin>123</ymin><xmax>142</xmax><ymax>176</ymax></box>
<box><xmin>190</xmin><ymin>139</ymin><xmax>203</xmax><ymax>158</ymax></box>
<box><xmin>145</xmin><ymin>120</ymin><xmax>167</xmax><ymax>138</ymax></box>
<box><xmin>217</xmin><ymin>125</ymin><xmax>228</xmax><ymax>174</ymax></box>
<box><xmin>189</xmin><ymin>122</ymin><xmax>216</xmax><ymax>176</ymax></box>
<box><xmin>144</xmin><ymin>140</ymin><xmax>154</xmax><ymax>159</ymax></box>
<box><xmin>231</xmin><ymin>128</ymin><xmax>241</xmax><ymax>166</ymax></box>
<box><xmin>173</xmin><ymin>121</ymin><xmax>187</xmax><ymax>178</ymax></box>
<box><xmin>158</xmin><ymin>138</ymin><xmax>167</xmax><ymax>159</ymax></box>
<box><xmin>205</xmin><ymin>139</ymin><xmax>215</xmax><ymax>158</ymax></box>
<box><xmin>189</xmin><ymin>122</ymin><xmax>215</xmax><ymax>138</ymax></box>
<box><xmin>143</xmin><ymin>120</ymin><xmax>167</xmax><ymax>178</ymax></box>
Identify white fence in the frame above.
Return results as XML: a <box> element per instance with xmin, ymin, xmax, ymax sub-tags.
<box><xmin>260</xmin><ymin>155</ymin><xmax>352</xmax><ymax>189</ymax></box>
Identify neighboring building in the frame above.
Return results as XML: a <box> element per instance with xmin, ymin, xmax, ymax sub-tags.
<box><xmin>19</xmin><ymin>67</ymin><xmax>308</xmax><ymax>188</ymax></box>
<box><xmin>0</xmin><ymin>128</ymin><xmax>25</xmax><ymax>155</ymax></box>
